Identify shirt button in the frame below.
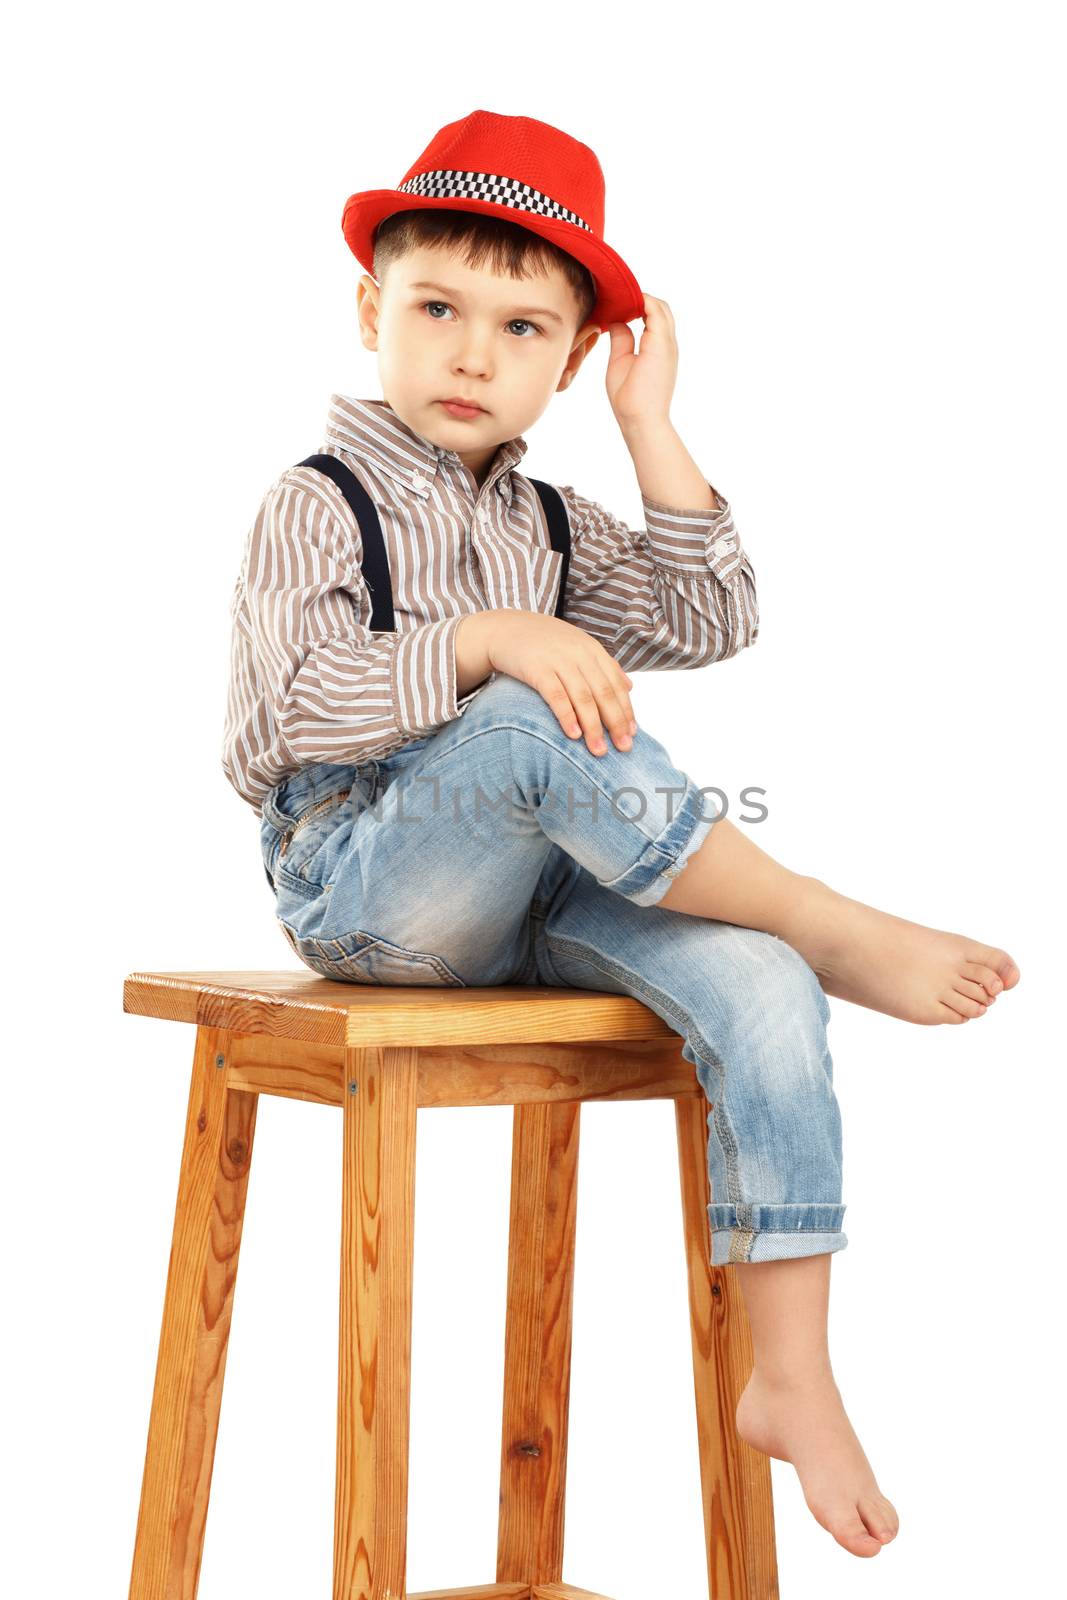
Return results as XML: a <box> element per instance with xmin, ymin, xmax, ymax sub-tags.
<box><xmin>411</xmin><ymin>473</ymin><xmax>428</xmax><ymax>490</ymax></box>
<box><xmin>711</xmin><ymin>537</ymin><xmax>734</xmax><ymax>559</ymax></box>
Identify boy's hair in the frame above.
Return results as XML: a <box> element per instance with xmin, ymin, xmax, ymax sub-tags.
<box><xmin>372</xmin><ymin>208</ymin><xmax>598</xmax><ymax>336</ymax></box>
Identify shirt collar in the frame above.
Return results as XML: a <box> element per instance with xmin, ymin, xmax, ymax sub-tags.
<box><xmin>324</xmin><ymin>393</ymin><xmax>528</xmax><ymax>506</ymax></box>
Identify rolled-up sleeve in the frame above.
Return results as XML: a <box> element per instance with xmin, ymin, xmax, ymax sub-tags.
<box><xmin>556</xmin><ymin>481</ymin><xmax>759</xmax><ymax>670</ymax></box>
<box><xmin>242</xmin><ymin>472</ymin><xmax>480</xmax><ymax>768</ymax></box>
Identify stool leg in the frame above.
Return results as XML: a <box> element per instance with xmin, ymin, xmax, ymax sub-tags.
<box><xmin>675</xmin><ymin>1095</ymin><xmax>780</xmax><ymax>1599</ymax></box>
<box><xmin>129</xmin><ymin>1025</ymin><xmax>257</xmax><ymax>1600</ymax></box>
<box><xmin>496</xmin><ymin>1099</ymin><xmax>580</xmax><ymax>1589</ymax></box>
<box><xmin>334</xmin><ymin>1046</ymin><xmax>418</xmax><ymax>1600</ymax></box>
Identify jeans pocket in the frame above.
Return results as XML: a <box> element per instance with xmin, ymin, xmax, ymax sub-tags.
<box><xmin>272</xmin><ymin>789</ymin><xmax>353</xmax><ymax>886</ymax></box>
<box><xmin>280</xmin><ymin>924</ymin><xmax>467</xmax><ymax>987</ymax></box>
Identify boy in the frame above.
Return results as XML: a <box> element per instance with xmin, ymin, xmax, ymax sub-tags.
<box><xmin>221</xmin><ymin>110</ymin><xmax>1019</xmax><ymax>1558</ymax></box>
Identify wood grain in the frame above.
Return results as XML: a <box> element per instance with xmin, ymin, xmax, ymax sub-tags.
<box><xmin>128</xmin><ymin>1026</ymin><xmax>257</xmax><ymax>1600</ymax></box>
<box><xmin>123</xmin><ymin>971</ymin><xmax>680</xmax><ymax>1048</ymax></box>
<box><xmin>218</xmin><ymin>1031</ymin><xmax>700</xmax><ymax>1111</ymax></box>
<box><xmin>676</xmin><ymin>1096</ymin><xmax>779</xmax><ymax>1599</ymax></box>
<box><xmin>334</xmin><ymin>1046</ymin><xmax>419</xmax><ymax>1600</ymax></box>
<box><xmin>497</xmin><ymin>1102</ymin><xmax>580</xmax><ymax>1587</ymax></box>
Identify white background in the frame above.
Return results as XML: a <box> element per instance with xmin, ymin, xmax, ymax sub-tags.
<box><xmin>4</xmin><ymin>3</ymin><xmax>1063</xmax><ymax>1595</ymax></box>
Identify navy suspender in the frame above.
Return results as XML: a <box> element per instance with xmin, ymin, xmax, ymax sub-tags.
<box><xmin>529</xmin><ymin>473</ymin><xmax>572</xmax><ymax>622</ymax></box>
<box><xmin>295</xmin><ymin>452</ymin><xmax>571</xmax><ymax>632</ymax></box>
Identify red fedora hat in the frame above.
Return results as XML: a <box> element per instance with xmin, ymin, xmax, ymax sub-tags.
<box><xmin>341</xmin><ymin>108</ymin><xmax>645</xmax><ymax>333</ymax></box>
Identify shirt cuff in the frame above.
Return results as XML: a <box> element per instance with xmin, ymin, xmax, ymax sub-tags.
<box><xmin>390</xmin><ymin>615</ymin><xmax>467</xmax><ymax>737</ymax></box>
<box><xmin>641</xmin><ymin>484</ymin><xmax>742</xmax><ymax>580</ymax></box>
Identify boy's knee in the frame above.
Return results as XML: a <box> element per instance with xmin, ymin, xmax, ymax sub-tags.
<box><xmin>466</xmin><ymin>672</ymin><xmax>561</xmax><ymax>732</ymax></box>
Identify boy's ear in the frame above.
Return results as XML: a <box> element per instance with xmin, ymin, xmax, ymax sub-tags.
<box><xmin>557</xmin><ymin>323</ymin><xmax>602</xmax><ymax>393</ymax></box>
<box><xmin>356</xmin><ymin>273</ymin><xmax>381</xmax><ymax>351</ymax></box>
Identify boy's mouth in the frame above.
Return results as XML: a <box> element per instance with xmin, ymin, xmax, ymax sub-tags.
<box><xmin>439</xmin><ymin>399</ymin><xmax>486</xmax><ymax>418</ymax></box>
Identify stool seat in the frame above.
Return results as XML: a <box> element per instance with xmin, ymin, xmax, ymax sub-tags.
<box><xmin>125</xmin><ymin>971</ymin><xmax>779</xmax><ymax>1600</ymax></box>
<box><xmin>125</xmin><ymin>968</ymin><xmax>690</xmax><ymax>1045</ymax></box>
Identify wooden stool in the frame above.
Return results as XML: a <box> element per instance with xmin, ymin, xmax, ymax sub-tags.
<box><xmin>125</xmin><ymin>971</ymin><xmax>778</xmax><ymax>1600</ymax></box>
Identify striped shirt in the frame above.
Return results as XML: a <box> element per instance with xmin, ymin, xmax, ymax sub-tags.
<box><xmin>222</xmin><ymin>394</ymin><xmax>758</xmax><ymax>816</ymax></box>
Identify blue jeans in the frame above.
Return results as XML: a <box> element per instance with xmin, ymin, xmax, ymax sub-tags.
<box><xmin>259</xmin><ymin>673</ymin><xmax>847</xmax><ymax>1266</ymax></box>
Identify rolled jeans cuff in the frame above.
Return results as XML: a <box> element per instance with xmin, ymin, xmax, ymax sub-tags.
<box><xmin>599</xmin><ymin>777</ymin><xmax>720</xmax><ymax>907</ymax></box>
<box><xmin>708</xmin><ymin>1202</ymin><xmax>848</xmax><ymax>1266</ymax></box>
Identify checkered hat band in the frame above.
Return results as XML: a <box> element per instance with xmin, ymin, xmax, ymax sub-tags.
<box><xmin>397</xmin><ymin>170</ymin><xmax>591</xmax><ymax>232</ymax></box>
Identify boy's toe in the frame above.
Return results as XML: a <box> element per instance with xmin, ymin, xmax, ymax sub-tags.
<box><xmin>962</xmin><ymin>960</ymin><xmax>1002</xmax><ymax>997</ymax></box>
<box><xmin>943</xmin><ymin>987</ymin><xmax>986</xmax><ymax>1019</ymax></box>
<box><xmin>964</xmin><ymin>945</ymin><xmax>1020</xmax><ymax>990</ymax></box>
<box><xmin>810</xmin><ymin>1497</ymin><xmax>886</xmax><ymax>1557</ymax></box>
<box><xmin>955</xmin><ymin>976</ymin><xmax>994</xmax><ymax>1007</ymax></box>
<box><xmin>859</xmin><ymin>1494</ymin><xmax>898</xmax><ymax>1542</ymax></box>
<box><xmin>838</xmin><ymin>1519</ymin><xmax>884</xmax><ymax>1557</ymax></box>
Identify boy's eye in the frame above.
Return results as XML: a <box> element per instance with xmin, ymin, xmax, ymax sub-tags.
<box><xmin>420</xmin><ymin>301</ymin><xmax>542</xmax><ymax>338</ymax></box>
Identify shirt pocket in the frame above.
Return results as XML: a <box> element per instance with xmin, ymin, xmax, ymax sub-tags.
<box><xmin>526</xmin><ymin>544</ymin><xmax>564</xmax><ymax>615</ymax></box>
<box><xmin>485</xmin><ymin>537</ymin><xmax>563</xmax><ymax>614</ymax></box>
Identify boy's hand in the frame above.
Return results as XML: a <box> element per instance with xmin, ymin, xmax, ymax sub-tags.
<box><xmin>482</xmin><ymin>611</ymin><xmax>638</xmax><ymax>756</ymax></box>
<box><xmin>604</xmin><ymin>294</ymin><xmax>677</xmax><ymax>429</ymax></box>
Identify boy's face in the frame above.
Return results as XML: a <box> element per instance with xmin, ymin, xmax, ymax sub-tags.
<box><xmin>356</xmin><ymin>243</ymin><xmax>602</xmax><ymax>486</ymax></box>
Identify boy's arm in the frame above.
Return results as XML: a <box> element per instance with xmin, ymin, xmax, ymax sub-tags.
<box><xmin>558</xmin><ymin>295</ymin><xmax>758</xmax><ymax>670</ymax></box>
<box><xmin>239</xmin><ymin>472</ymin><xmax>488</xmax><ymax>767</ymax></box>
<box><xmin>555</xmin><ymin>464</ymin><xmax>758</xmax><ymax>671</ymax></box>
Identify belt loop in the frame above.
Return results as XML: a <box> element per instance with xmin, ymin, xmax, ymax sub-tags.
<box><xmin>261</xmin><ymin>791</ymin><xmax>291</xmax><ymax>834</ymax></box>
<box><xmin>354</xmin><ymin>759</ymin><xmax>381</xmax><ymax>811</ymax></box>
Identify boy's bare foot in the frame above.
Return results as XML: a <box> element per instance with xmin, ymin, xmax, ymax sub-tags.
<box><xmin>780</xmin><ymin>876</ymin><xmax>1021</xmax><ymax>1025</ymax></box>
<box><xmin>735</xmin><ymin>1367</ymin><xmax>899</xmax><ymax>1557</ymax></box>
<box><xmin>656</xmin><ymin>820</ymin><xmax>1019</xmax><ymax>1023</ymax></box>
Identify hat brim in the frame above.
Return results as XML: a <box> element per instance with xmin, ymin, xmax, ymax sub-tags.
<box><xmin>341</xmin><ymin>190</ymin><xmax>644</xmax><ymax>332</ymax></box>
